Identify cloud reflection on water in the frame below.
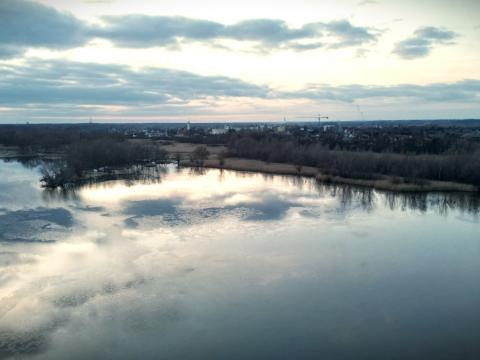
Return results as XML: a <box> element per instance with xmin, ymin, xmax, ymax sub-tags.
<box><xmin>0</xmin><ymin>208</ymin><xmax>73</xmax><ymax>243</ymax></box>
<box><xmin>0</xmin><ymin>160</ymin><xmax>479</xmax><ymax>359</ymax></box>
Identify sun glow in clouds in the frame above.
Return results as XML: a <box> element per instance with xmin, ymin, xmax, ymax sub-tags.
<box><xmin>0</xmin><ymin>0</ymin><xmax>479</xmax><ymax>122</ymax></box>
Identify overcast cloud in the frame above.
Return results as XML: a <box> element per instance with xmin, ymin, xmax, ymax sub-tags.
<box><xmin>1</xmin><ymin>59</ymin><xmax>478</xmax><ymax>121</ymax></box>
<box><xmin>0</xmin><ymin>0</ymin><xmax>381</xmax><ymax>57</ymax></box>
<box><xmin>0</xmin><ymin>60</ymin><xmax>270</xmax><ymax>106</ymax></box>
<box><xmin>393</xmin><ymin>26</ymin><xmax>458</xmax><ymax>59</ymax></box>
<box><xmin>287</xmin><ymin>81</ymin><xmax>480</xmax><ymax>103</ymax></box>
<box><xmin>93</xmin><ymin>17</ymin><xmax>380</xmax><ymax>51</ymax></box>
<box><xmin>0</xmin><ymin>0</ymin><xmax>478</xmax><ymax>121</ymax></box>
<box><xmin>0</xmin><ymin>0</ymin><xmax>89</xmax><ymax>58</ymax></box>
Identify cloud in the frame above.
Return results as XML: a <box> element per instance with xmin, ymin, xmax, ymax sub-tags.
<box><xmin>0</xmin><ymin>45</ymin><xmax>25</xmax><ymax>59</ymax></box>
<box><xmin>0</xmin><ymin>59</ymin><xmax>270</xmax><ymax>107</ymax></box>
<box><xmin>322</xmin><ymin>20</ymin><xmax>380</xmax><ymax>48</ymax></box>
<box><xmin>0</xmin><ymin>328</ymin><xmax>51</xmax><ymax>358</ymax></box>
<box><xmin>287</xmin><ymin>42</ymin><xmax>324</xmax><ymax>51</ymax></box>
<box><xmin>0</xmin><ymin>207</ymin><xmax>73</xmax><ymax>242</ymax></box>
<box><xmin>91</xmin><ymin>15</ymin><xmax>225</xmax><ymax>48</ymax></box>
<box><xmin>357</xmin><ymin>0</ymin><xmax>378</xmax><ymax>6</ymax></box>
<box><xmin>0</xmin><ymin>59</ymin><xmax>478</xmax><ymax>121</ymax></box>
<box><xmin>0</xmin><ymin>0</ymin><xmax>380</xmax><ymax>57</ymax></box>
<box><xmin>284</xmin><ymin>80</ymin><xmax>480</xmax><ymax>103</ymax></box>
<box><xmin>123</xmin><ymin>199</ymin><xmax>181</xmax><ymax>217</ymax></box>
<box><xmin>393</xmin><ymin>26</ymin><xmax>458</xmax><ymax>59</ymax></box>
<box><xmin>223</xmin><ymin>19</ymin><xmax>318</xmax><ymax>49</ymax></box>
<box><xmin>93</xmin><ymin>17</ymin><xmax>380</xmax><ymax>52</ymax></box>
<box><xmin>0</xmin><ymin>0</ymin><xmax>88</xmax><ymax>58</ymax></box>
<box><xmin>225</xmin><ymin>194</ymin><xmax>300</xmax><ymax>221</ymax></box>
<box><xmin>356</xmin><ymin>48</ymin><xmax>370</xmax><ymax>58</ymax></box>
<box><xmin>82</xmin><ymin>0</ymin><xmax>116</xmax><ymax>3</ymax></box>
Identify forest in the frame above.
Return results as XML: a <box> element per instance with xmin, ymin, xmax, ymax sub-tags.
<box><xmin>226</xmin><ymin>135</ymin><xmax>480</xmax><ymax>186</ymax></box>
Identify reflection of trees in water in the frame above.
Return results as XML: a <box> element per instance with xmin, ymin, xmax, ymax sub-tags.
<box><xmin>39</xmin><ymin>165</ymin><xmax>480</xmax><ymax>216</ymax></box>
<box><xmin>317</xmin><ymin>181</ymin><xmax>480</xmax><ymax>216</ymax></box>
<box><xmin>286</xmin><ymin>174</ymin><xmax>308</xmax><ymax>191</ymax></box>
<box><xmin>120</xmin><ymin>165</ymin><xmax>167</xmax><ymax>187</ymax></box>
<box><xmin>315</xmin><ymin>182</ymin><xmax>376</xmax><ymax>213</ymax></box>
<box><xmin>217</xmin><ymin>168</ymin><xmax>226</xmax><ymax>182</ymax></box>
<box><xmin>384</xmin><ymin>191</ymin><xmax>480</xmax><ymax>216</ymax></box>
<box><xmin>91</xmin><ymin>165</ymin><xmax>167</xmax><ymax>188</ymax></box>
<box><xmin>42</xmin><ymin>187</ymin><xmax>80</xmax><ymax>203</ymax></box>
<box><xmin>41</xmin><ymin>165</ymin><xmax>167</xmax><ymax>200</ymax></box>
<box><xmin>260</xmin><ymin>172</ymin><xmax>479</xmax><ymax>216</ymax></box>
<box><xmin>188</xmin><ymin>167</ymin><xmax>207</xmax><ymax>176</ymax></box>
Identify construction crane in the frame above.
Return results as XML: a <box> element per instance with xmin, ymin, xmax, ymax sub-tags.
<box><xmin>296</xmin><ymin>114</ymin><xmax>329</xmax><ymax>124</ymax></box>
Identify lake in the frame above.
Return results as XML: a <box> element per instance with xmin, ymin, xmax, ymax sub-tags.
<box><xmin>0</xmin><ymin>159</ymin><xmax>479</xmax><ymax>359</ymax></box>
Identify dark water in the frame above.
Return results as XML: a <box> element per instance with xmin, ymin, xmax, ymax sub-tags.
<box><xmin>0</xmin><ymin>159</ymin><xmax>479</xmax><ymax>359</ymax></box>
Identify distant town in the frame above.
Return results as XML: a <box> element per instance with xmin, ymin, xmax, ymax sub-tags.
<box><xmin>104</xmin><ymin>119</ymin><xmax>480</xmax><ymax>154</ymax></box>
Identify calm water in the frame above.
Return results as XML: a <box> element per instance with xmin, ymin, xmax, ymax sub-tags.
<box><xmin>0</xmin><ymin>159</ymin><xmax>479</xmax><ymax>360</ymax></box>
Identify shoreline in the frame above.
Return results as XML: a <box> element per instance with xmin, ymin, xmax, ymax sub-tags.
<box><xmin>197</xmin><ymin>157</ymin><xmax>479</xmax><ymax>193</ymax></box>
<box><xmin>0</xmin><ymin>145</ymin><xmax>62</xmax><ymax>160</ymax></box>
<box><xmin>1</xmin><ymin>144</ymin><xmax>478</xmax><ymax>193</ymax></box>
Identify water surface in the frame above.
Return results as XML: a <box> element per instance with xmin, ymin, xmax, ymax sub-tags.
<box><xmin>0</xmin><ymin>159</ymin><xmax>479</xmax><ymax>359</ymax></box>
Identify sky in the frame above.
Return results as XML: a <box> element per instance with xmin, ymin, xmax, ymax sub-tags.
<box><xmin>0</xmin><ymin>0</ymin><xmax>479</xmax><ymax>123</ymax></box>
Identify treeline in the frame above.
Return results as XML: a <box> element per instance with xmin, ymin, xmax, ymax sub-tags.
<box><xmin>0</xmin><ymin>125</ymin><xmax>171</xmax><ymax>187</ymax></box>
<box><xmin>227</xmin><ymin>135</ymin><xmax>480</xmax><ymax>187</ymax></box>
<box><xmin>2</xmin><ymin>124</ymin><xmax>479</xmax><ymax>187</ymax></box>
<box><xmin>179</xmin><ymin>125</ymin><xmax>480</xmax><ymax>156</ymax></box>
<box><xmin>40</xmin><ymin>139</ymin><xmax>168</xmax><ymax>188</ymax></box>
<box><xmin>0</xmin><ymin>124</ymin><xmax>122</xmax><ymax>151</ymax></box>
<box><xmin>65</xmin><ymin>139</ymin><xmax>167</xmax><ymax>175</ymax></box>
<box><xmin>288</xmin><ymin>126</ymin><xmax>480</xmax><ymax>155</ymax></box>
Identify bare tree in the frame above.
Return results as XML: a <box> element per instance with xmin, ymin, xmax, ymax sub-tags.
<box><xmin>174</xmin><ymin>152</ymin><xmax>182</xmax><ymax>167</ymax></box>
<box><xmin>191</xmin><ymin>146</ymin><xmax>210</xmax><ymax>166</ymax></box>
<box><xmin>217</xmin><ymin>151</ymin><xmax>227</xmax><ymax>167</ymax></box>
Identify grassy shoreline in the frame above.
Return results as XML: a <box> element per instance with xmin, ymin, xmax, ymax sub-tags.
<box><xmin>196</xmin><ymin>157</ymin><xmax>478</xmax><ymax>193</ymax></box>
<box><xmin>2</xmin><ymin>144</ymin><xmax>478</xmax><ymax>192</ymax></box>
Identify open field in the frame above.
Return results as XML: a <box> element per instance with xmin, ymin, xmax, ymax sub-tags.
<box><xmin>158</xmin><ymin>141</ymin><xmax>227</xmax><ymax>157</ymax></box>
<box><xmin>0</xmin><ymin>145</ymin><xmax>62</xmax><ymax>160</ymax></box>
